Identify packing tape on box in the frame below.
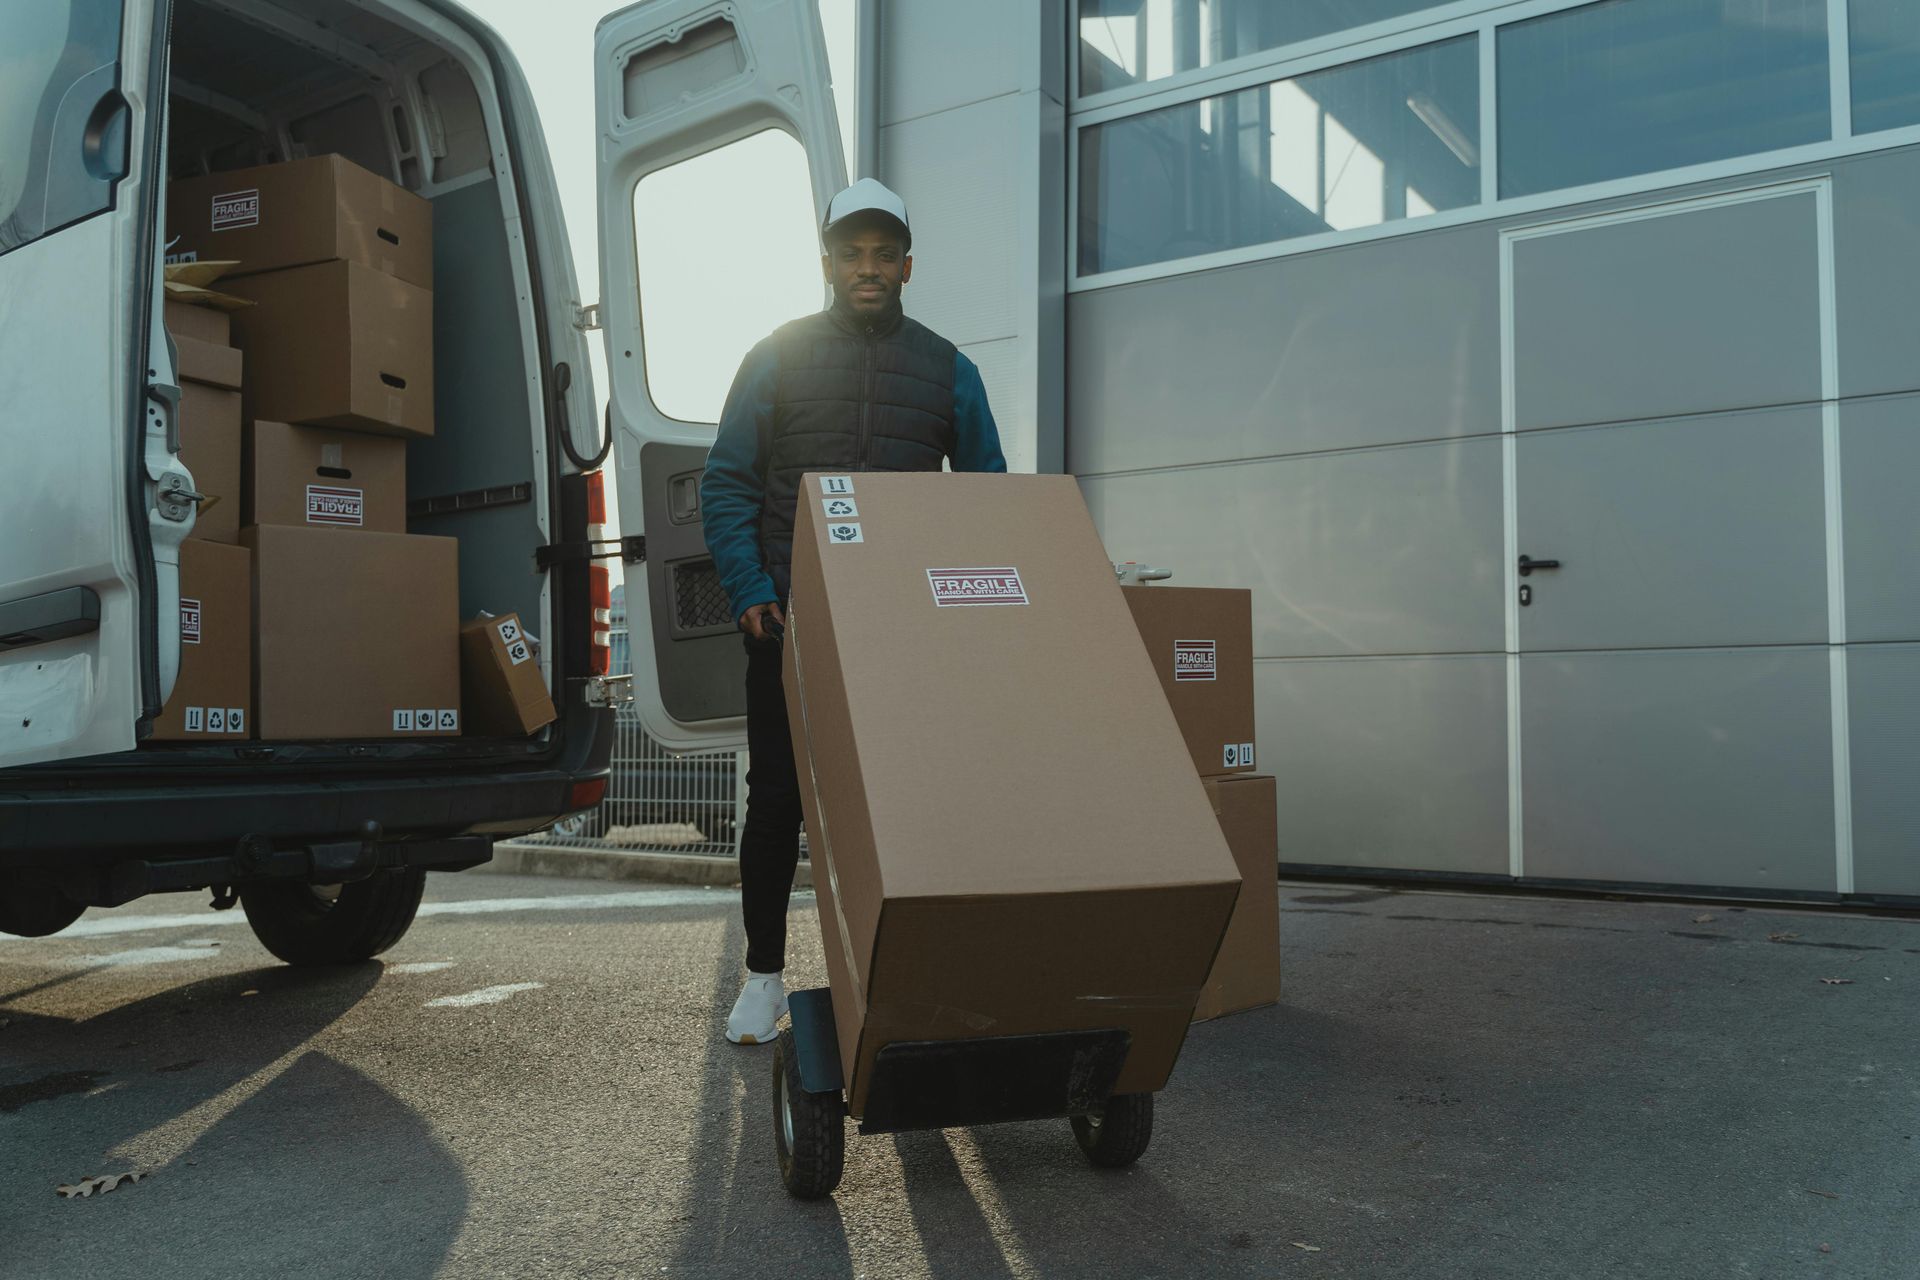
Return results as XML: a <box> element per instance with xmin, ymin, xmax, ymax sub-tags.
<box><xmin>786</xmin><ymin>602</ymin><xmax>870</xmax><ymax>1013</ymax></box>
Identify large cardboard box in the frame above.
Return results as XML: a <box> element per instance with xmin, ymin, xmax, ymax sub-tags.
<box><xmin>226</xmin><ymin>260</ymin><xmax>434</xmax><ymax>438</ymax></box>
<box><xmin>165</xmin><ymin>155</ymin><xmax>433</xmax><ymax>288</ymax></box>
<box><xmin>783</xmin><ymin>472</ymin><xmax>1242</xmax><ymax>1116</ymax></box>
<box><xmin>245</xmin><ymin>420</ymin><xmax>406</xmax><ymax>533</ymax></box>
<box><xmin>165</xmin><ymin>303</ymin><xmax>244</xmax><ymax>545</ymax></box>
<box><xmin>459</xmin><ymin>613</ymin><xmax>557</xmax><ymax>736</ymax></box>
<box><xmin>1123</xmin><ymin>585</ymin><xmax>1256</xmax><ymax>777</ymax></box>
<box><xmin>244</xmin><ymin>525</ymin><xmax>460</xmax><ymax>739</ymax></box>
<box><xmin>151</xmin><ymin>541</ymin><xmax>252</xmax><ymax>740</ymax></box>
<box><xmin>1194</xmin><ymin>775</ymin><xmax>1281</xmax><ymax>1021</ymax></box>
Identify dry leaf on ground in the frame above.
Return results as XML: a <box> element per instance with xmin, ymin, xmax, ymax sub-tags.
<box><xmin>56</xmin><ymin>1172</ymin><xmax>145</xmax><ymax>1199</ymax></box>
<box><xmin>1768</xmin><ymin>932</ymin><xmax>1800</xmax><ymax>942</ymax></box>
<box><xmin>1691</xmin><ymin>913</ymin><xmax>1716</xmax><ymax>924</ymax></box>
<box><xmin>1819</xmin><ymin>978</ymin><xmax>1856</xmax><ymax>986</ymax></box>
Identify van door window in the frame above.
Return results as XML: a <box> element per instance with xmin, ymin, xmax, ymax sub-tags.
<box><xmin>0</xmin><ymin>0</ymin><xmax>127</xmax><ymax>257</ymax></box>
<box><xmin>632</xmin><ymin>128</ymin><xmax>823</xmax><ymax>425</ymax></box>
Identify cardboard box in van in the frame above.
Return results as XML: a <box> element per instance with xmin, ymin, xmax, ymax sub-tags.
<box><xmin>165</xmin><ymin>154</ymin><xmax>433</xmax><ymax>288</ymax></box>
<box><xmin>164</xmin><ymin>304</ymin><xmax>244</xmax><ymax>545</ymax></box>
<box><xmin>151</xmin><ymin>541</ymin><xmax>252</xmax><ymax>740</ymax></box>
<box><xmin>243</xmin><ymin>525</ymin><xmax>460</xmax><ymax>740</ymax></box>
<box><xmin>245</xmin><ymin>420</ymin><xmax>405</xmax><ymax>533</ymax></box>
<box><xmin>225</xmin><ymin>260</ymin><xmax>433</xmax><ymax>438</ymax></box>
<box><xmin>459</xmin><ymin>613</ymin><xmax>557</xmax><ymax>736</ymax></box>
<box><xmin>164</xmin><ymin>297</ymin><xmax>230</xmax><ymax>346</ymax></box>
<box><xmin>1194</xmin><ymin>774</ymin><xmax>1281</xmax><ymax>1022</ymax></box>
<box><xmin>1123</xmin><ymin>585</ymin><xmax>1257</xmax><ymax>777</ymax></box>
<box><xmin>782</xmin><ymin>472</ymin><xmax>1242</xmax><ymax>1116</ymax></box>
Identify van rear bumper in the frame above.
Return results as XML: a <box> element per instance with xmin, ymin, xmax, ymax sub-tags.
<box><xmin>0</xmin><ymin>708</ymin><xmax>615</xmax><ymax>904</ymax></box>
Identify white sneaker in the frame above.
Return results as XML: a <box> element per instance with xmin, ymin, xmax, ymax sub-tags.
<box><xmin>726</xmin><ymin>971</ymin><xmax>788</xmax><ymax>1045</ymax></box>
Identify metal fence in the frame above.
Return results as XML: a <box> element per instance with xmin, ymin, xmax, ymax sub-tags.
<box><xmin>508</xmin><ymin>615</ymin><xmax>747</xmax><ymax>859</ymax></box>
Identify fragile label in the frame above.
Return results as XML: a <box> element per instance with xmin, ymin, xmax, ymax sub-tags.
<box><xmin>180</xmin><ymin>597</ymin><xmax>202</xmax><ymax>645</ymax></box>
<box><xmin>306</xmin><ymin>485</ymin><xmax>364</xmax><ymax>526</ymax></box>
<box><xmin>819</xmin><ymin>475</ymin><xmax>855</xmax><ymax>496</ymax></box>
<box><xmin>826</xmin><ymin>522</ymin><xmax>864</xmax><ymax>544</ymax></box>
<box><xmin>822</xmin><ymin>497</ymin><xmax>859</xmax><ymax>519</ymax></box>
<box><xmin>1173</xmin><ymin>639</ymin><xmax>1215</xmax><ymax>681</ymax></box>
<box><xmin>211</xmin><ymin>188</ymin><xmax>260</xmax><ymax>230</ymax></box>
<box><xmin>927</xmin><ymin>567</ymin><xmax>1028</xmax><ymax>607</ymax></box>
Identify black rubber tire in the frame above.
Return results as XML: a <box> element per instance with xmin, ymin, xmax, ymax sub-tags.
<box><xmin>773</xmin><ymin>1028</ymin><xmax>846</xmax><ymax>1199</ymax></box>
<box><xmin>1071</xmin><ymin>1092</ymin><xmax>1155</xmax><ymax>1168</ymax></box>
<box><xmin>239</xmin><ymin>868</ymin><xmax>427</xmax><ymax>966</ymax></box>
<box><xmin>0</xmin><ymin>877</ymin><xmax>86</xmax><ymax>938</ymax></box>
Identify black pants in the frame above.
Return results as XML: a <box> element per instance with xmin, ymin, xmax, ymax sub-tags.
<box><xmin>740</xmin><ymin>634</ymin><xmax>804</xmax><ymax>974</ymax></box>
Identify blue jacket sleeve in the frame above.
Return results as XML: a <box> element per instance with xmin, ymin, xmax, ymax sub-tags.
<box><xmin>700</xmin><ymin>340</ymin><xmax>781</xmax><ymax>620</ymax></box>
<box><xmin>950</xmin><ymin>351</ymin><xmax>1008</xmax><ymax>473</ymax></box>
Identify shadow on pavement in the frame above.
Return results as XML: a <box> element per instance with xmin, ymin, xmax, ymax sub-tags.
<box><xmin>667</xmin><ymin>918</ymin><xmax>854</xmax><ymax>1279</ymax></box>
<box><xmin>0</xmin><ymin>963</ymin><xmax>468</xmax><ymax>1279</ymax></box>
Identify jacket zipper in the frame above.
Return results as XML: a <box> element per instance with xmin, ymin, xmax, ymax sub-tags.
<box><xmin>858</xmin><ymin>326</ymin><xmax>876</xmax><ymax>468</ymax></box>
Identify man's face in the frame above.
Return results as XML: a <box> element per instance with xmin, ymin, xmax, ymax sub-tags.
<box><xmin>823</xmin><ymin>224</ymin><xmax>912</xmax><ymax>317</ymax></box>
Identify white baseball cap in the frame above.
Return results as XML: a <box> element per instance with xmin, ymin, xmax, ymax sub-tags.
<box><xmin>822</xmin><ymin>178</ymin><xmax>911</xmax><ymax>249</ymax></box>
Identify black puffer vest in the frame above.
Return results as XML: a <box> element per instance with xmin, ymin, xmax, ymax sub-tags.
<box><xmin>760</xmin><ymin>302</ymin><xmax>957</xmax><ymax>598</ymax></box>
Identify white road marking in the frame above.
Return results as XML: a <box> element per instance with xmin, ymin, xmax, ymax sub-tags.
<box><xmin>70</xmin><ymin>945</ymin><xmax>226</xmax><ymax>968</ymax></box>
<box><xmin>387</xmin><ymin>960</ymin><xmax>456</xmax><ymax>974</ymax></box>
<box><xmin>1</xmin><ymin>887</ymin><xmax>729</xmax><ymax>943</ymax></box>
<box><xmin>426</xmin><ymin>982</ymin><xmax>544</xmax><ymax>1008</ymax></box>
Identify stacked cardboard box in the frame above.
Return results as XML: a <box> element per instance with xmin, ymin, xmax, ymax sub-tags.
<box><xmin>782</xmin><ymin>473</ymin><xmax>1243</xmax><ymax>1120</ymax></box>
<box><xmin>1125</xmin><ymin>585</ymin><xmax>1281</xmax><ymax>1021</ymax></box>
<box><xmin>169</xmin><ymin>154</ymin><xmax>459</xmax><ymax>740</ymax></box>
<box><xmin>153</xmin><ymin>283</ymin><xmax>252</xmax><ymax>740</ymax></box>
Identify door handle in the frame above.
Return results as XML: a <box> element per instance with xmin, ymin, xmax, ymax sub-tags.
<box><xmin>1517</xmin><ymin>555</ymin><xmax>1561</xmax><ymax>577</ymax></box>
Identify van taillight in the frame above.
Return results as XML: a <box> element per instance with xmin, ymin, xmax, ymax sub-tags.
<box><xmin>586</xmin><ymin>471</ymin><xmax>613</xmax><ymax>676</ymax></box>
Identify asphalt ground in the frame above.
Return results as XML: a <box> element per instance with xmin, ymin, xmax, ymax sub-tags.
<box><xmin>1</xmin><ymin>872</ymin><xmax>1915</xmax><ymax>1279</ymax></box>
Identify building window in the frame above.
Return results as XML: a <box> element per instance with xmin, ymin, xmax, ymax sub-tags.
<box><xmin>1497</xmin><ymin>0</ymin><xmax>1830</xmax><ymax>200</ymax></box>
<box><xmin>1849</xmin><ymin>0</ymin><xmax>1920</xmax><ymax>136</ymax></box>
<box><xmin>1078</xmin><ymin>35</ymin><xmax>1478</xmax><ymax>275</ymax></box>
<box><xmin>1077</xmin><ymin>0</ymin><xmax>1456</xmax><ymax>97</ymax></box>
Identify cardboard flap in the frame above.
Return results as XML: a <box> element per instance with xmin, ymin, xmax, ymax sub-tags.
<box><xmin>173</xmin><ymin>333</ymin><xmax>243</xmax><ymax>390</ymax></box>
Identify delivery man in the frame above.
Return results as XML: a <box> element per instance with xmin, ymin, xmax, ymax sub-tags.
<box><xmin>700</xmin><ymin>178</ymin><xmax>1008</xmax><ymax>1044</ymax></box>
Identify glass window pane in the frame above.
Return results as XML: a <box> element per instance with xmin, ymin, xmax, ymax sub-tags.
<box><xmin>1079</xmin><ymin>0</ymin><xmax>1457</xmax><ymax>97</ymax></box>
<box><xmin>633</xmin><ymin>129</ymin><xmax>822</xmax><ymax>423</ymax></box>
<box><xmin>1078</xmin><ymin>36</ymin><xmax>1479</xmax><ymax>275</ymax></box>
<box><xmin>1497</xmin><ymin>0</ymin><xmax>1830</xmax><ymax>200</ymax></box>
<box><xmin>0</xmin><ymin>0</ymin><xmax>126</xmax><ymax>257</ymax></box>
<box><xmin>1850</xmin><ymin>0</ymin><xmax>1920</xmax><ymax>135</ymax></box>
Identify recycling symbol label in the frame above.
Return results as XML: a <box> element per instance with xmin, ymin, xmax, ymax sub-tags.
<box><xmin>823</xmin><ymin>497</ymin><xmax>858</xmax><ymax>519</ymax></box>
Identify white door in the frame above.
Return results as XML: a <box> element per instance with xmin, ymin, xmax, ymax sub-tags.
<box><xmin>595</xmin><ymin>0</ymin><xmax>846</xmax><ymax>750</ymax></box>
<box><xmin>0</xmin><ymin>0</ymin><xmax>184</xmax><ymax>768</ymax></box>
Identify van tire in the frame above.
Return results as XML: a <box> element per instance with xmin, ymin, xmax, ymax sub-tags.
<box><xmin>240</xmin><ymin>869</ymin><xmax>427</xmax><ymax>966</ymax></box>
<box><xmin>0</xmin><ymin>877</ymin><xmax>87</xmax><ymax>938</ymax></box>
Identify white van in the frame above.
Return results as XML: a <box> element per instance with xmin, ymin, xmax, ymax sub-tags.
<box><xmin>0</xmin><ymin>0</ymin><xmax>838</xmax><ymax>957</ymax></box>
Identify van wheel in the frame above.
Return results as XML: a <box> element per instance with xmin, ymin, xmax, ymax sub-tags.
<box><xmin>239</xmin><ymin>868</ymin><xmax>426</xmax><ymax>966</ymax></box>
<box><xmin>1070</xmin><ymin>1092</ymin><xmax>1154</xmax><ymax>1168</ymax></box>
<box><xmin>0</xmin><ymin>876</ymin><xmax>86</xmax><ymax>938</ymax></box>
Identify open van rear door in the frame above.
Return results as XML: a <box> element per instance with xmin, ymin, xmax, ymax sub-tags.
<box><xmin>0</xmin><ymin>3</ymin><xmax>180</xmax><ymax>769</ymax></box>
<box><xmin>594</xmin><ymin>0</ymin><xmax>846</xmax><ymax>751</ymax></box>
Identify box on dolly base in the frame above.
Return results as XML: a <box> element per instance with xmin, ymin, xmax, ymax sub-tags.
<box><xmin>770</xmin><ymin>472</ymin><xmax>1242</xmax><ymax>1199</ymax></box>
